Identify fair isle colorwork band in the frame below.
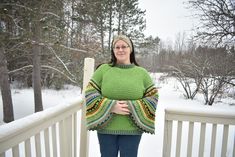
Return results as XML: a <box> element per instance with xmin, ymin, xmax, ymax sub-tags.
<box><xmin>85</xmin><ymin>81</ymin><xmax>115</xmax><ymax>130</ymax></box>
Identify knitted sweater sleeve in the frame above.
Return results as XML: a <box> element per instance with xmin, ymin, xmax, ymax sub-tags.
<box><xmin>128</xmin><ymin>72</ymin><xmax>159</xmax><ymax>134</ymax></box>
<box><xmin>85</xmin><ymin>64</ymin><xmax>116</xmax><ymax>130</ymax></box>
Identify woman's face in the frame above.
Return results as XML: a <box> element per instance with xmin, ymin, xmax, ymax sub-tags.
<box><xmin>113</xmin><ymin>40</ymin><xmax>131</xmax><ymax>64</ymax></box>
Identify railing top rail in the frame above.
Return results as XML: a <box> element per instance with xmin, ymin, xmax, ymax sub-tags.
<box><xmin>0</xmin><ymin>98</ymin><xmax>83</xmax><ymax>152</ymax></box>
<box><xmin>165</xmin><ymin>106</ymin><xmax>235</xmax><ymax>125</ymax></box>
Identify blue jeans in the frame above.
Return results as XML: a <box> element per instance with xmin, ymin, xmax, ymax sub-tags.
<box><xmin>97</xmin><ymin>133</ymin><xmax>142</xmax><ymax>157</ymax></box>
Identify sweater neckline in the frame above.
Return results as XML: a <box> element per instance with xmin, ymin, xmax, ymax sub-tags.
<box><xmin>115</xmin><ymin>64</ymin><xmax>135</xmax><ymax>69</ymax></box>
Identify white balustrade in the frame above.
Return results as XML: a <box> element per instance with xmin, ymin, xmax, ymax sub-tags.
<box><xmin>162</xmin><ymin>107</ymin><xmax>235</xmax><ymax>157</ymax></box>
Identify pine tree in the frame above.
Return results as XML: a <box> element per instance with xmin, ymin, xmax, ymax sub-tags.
<box><xmin>114</xmin><ymin>0</ymin><xmax>146</xmax><ymax>39</ymax></box>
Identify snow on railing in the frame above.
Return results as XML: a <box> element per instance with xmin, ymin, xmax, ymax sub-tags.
<box><xmin>0</xmin><ymin>58</ymin><xmax>95</xmax><ymax>157</ymax></box>
<box><xmin>0</xmin><ymin>100</ymin><xmax>82</xmax><ymax>157</ymax></box>
<box><xmin>162</xmin><ymin>106</ymin><xmax>235</xmax><ymax>157</ymax></box>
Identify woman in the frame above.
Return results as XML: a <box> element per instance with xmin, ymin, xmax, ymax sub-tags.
<box><xmin>85</xmin><ymin>34</ymin><xmax>159</xmax><ymax>157</ymax></box>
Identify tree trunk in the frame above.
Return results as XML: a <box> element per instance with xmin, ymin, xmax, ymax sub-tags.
<box><xmin>32</xmin><ymin>15</ymin><xmax>43</xmax><ymax>112</ymax></box>
<box><xmin>32</xmin><ymin>43</ymin><xmax>43</xmax><ymax>112</ymax></box>
<box><xmin>0</xmin><ymin>46</ymin><xmax>14</xmax><ymax>122</ymax></box>
<box><xmin>117</xmin><ymin>0</ymin><xmax>122</xmax><ymax>34</ymax></box>
<box><xmin>100</xmin><ymin>19</ymin><xmax>105</xmax><ymax>53</ymax></box>
<box><xmin>107</xmin><ymin>0</ymin><xmax>114</xmax><ymax>51</ymax></box>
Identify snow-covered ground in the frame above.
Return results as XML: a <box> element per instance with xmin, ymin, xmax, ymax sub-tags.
<box><xmin>0</xmin><ymin>85</ymin><xmax>81</xmax><ymax>125</ymax></box>
<box><xmin>0</xmin><ymin>73</ymin><xmax>235</xmax><ymax>157</ymax></box>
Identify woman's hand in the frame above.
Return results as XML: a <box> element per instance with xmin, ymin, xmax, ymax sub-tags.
<box><xmin>111</xmin><ymin>101</ymin><xmax>130</xmax><ymax>115</ymax></box>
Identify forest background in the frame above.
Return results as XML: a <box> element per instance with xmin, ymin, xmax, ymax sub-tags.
<box><xmin>0</xmin><ymin>0</ymin><xmax>235</xmax><ymax>123</ymax></box>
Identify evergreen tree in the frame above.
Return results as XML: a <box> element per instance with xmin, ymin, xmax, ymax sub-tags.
<box><xmin>114</xmin><ymin>0</ymin><xmax>146</xmax><ymax>39</ymax></box>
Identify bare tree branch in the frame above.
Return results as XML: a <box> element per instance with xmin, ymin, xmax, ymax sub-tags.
<box><xmin>8</xmin><ymin>65</ymin><xmax>77</xmax><ymax>83</ymax></box>
<box><xmin>188</xmin><ymin>0</ymin><xmax>235</xmax><ymax>46</ymax></box>
<box><xmin>1</xmin><ymin>3</ymin><xmax>34</xmax><ymax>12</ymax></box>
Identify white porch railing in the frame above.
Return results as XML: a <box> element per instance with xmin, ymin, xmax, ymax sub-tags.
<box><xmin>162</xmin><ymin>107</ymin><xmax>235</xmax><ymax>157</ymax></box>
<box><xmin>0</xmin><ymin>100</ymin><xmax>82</xmax><ymax>157</ymax></box>
<box><xmin>0</xmin><ymin>58</ymin><xmax>95</xmax><ymax>157</ymax></box>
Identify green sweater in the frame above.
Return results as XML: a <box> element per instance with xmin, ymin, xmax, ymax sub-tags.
<box><xmin>85</xmin><ymin>64</ymin><xmax>158</xmax><ymax>135</ymax></box>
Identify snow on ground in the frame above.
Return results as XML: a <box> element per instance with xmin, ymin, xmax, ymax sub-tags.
<box><xmin>0</xmin><ymin>85</ymin><xmax>81</xmax><ymax>125</ymax></box>
<box><xmin>0</xmin><ymin>73</ymin><xmax>235</xmax><ymax>157</ymax></box>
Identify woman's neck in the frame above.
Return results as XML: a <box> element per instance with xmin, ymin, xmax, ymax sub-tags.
<box><xmin>116</xmin><ymin>61</ymin><xmax>131</xmax><ymax>65</ymax></box>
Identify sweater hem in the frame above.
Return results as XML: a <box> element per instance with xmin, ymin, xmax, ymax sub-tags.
<box><xmin>97</xmin><ymin>130</ymin><xmax>143</xmax><ymax>135</ymax></box>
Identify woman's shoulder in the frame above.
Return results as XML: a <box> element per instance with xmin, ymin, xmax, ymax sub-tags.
<box><xmin>96</xmin><ymin>63</ymin><xmax>111</xmax><ymax>70</ymax></box>
<box><xmin>134</xmin><ymin>65</ymin><xmax>149</xmax><ymax>74</ymax></box>
<box><xmin>92</xmin><ymin>63</ymin><xmax>112</xmax><ymax>82</ymax></box>
<box><xmin>94</xmin><ymin>63</ymin><xmax>112</xmax><ymax>74</ymax></box>
<box><xmin>134</xmin><ymin>66</ymin><xmax>153</xmax><ymax>87</ymax></box>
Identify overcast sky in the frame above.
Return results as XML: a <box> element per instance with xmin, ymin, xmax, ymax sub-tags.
<box><xmin>139</xmin><ymin>0</ymin><xmax>198</xmax><ymax>42</ymax></box>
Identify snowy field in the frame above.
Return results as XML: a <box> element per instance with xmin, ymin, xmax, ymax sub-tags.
<box><xmin>0</xmin><ymin>73</ymin><xmax>235</xmax><ymax>157</ymax></box>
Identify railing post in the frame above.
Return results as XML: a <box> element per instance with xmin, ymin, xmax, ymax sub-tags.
<box><xmin>79</xmin><ymin>58</ymin><xmax>95</xmax><ymax>157</ymax></box>
<box><xmin>162</xmin><ymin>117</ymin><xmax>172</xmax><ymax>157</ymax></box>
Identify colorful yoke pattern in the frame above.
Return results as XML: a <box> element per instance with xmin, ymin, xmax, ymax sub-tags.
<box><xmin>85</xmin><ymin>64</ymin><xmax>159</xmax><ymax>134</ymax></box>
